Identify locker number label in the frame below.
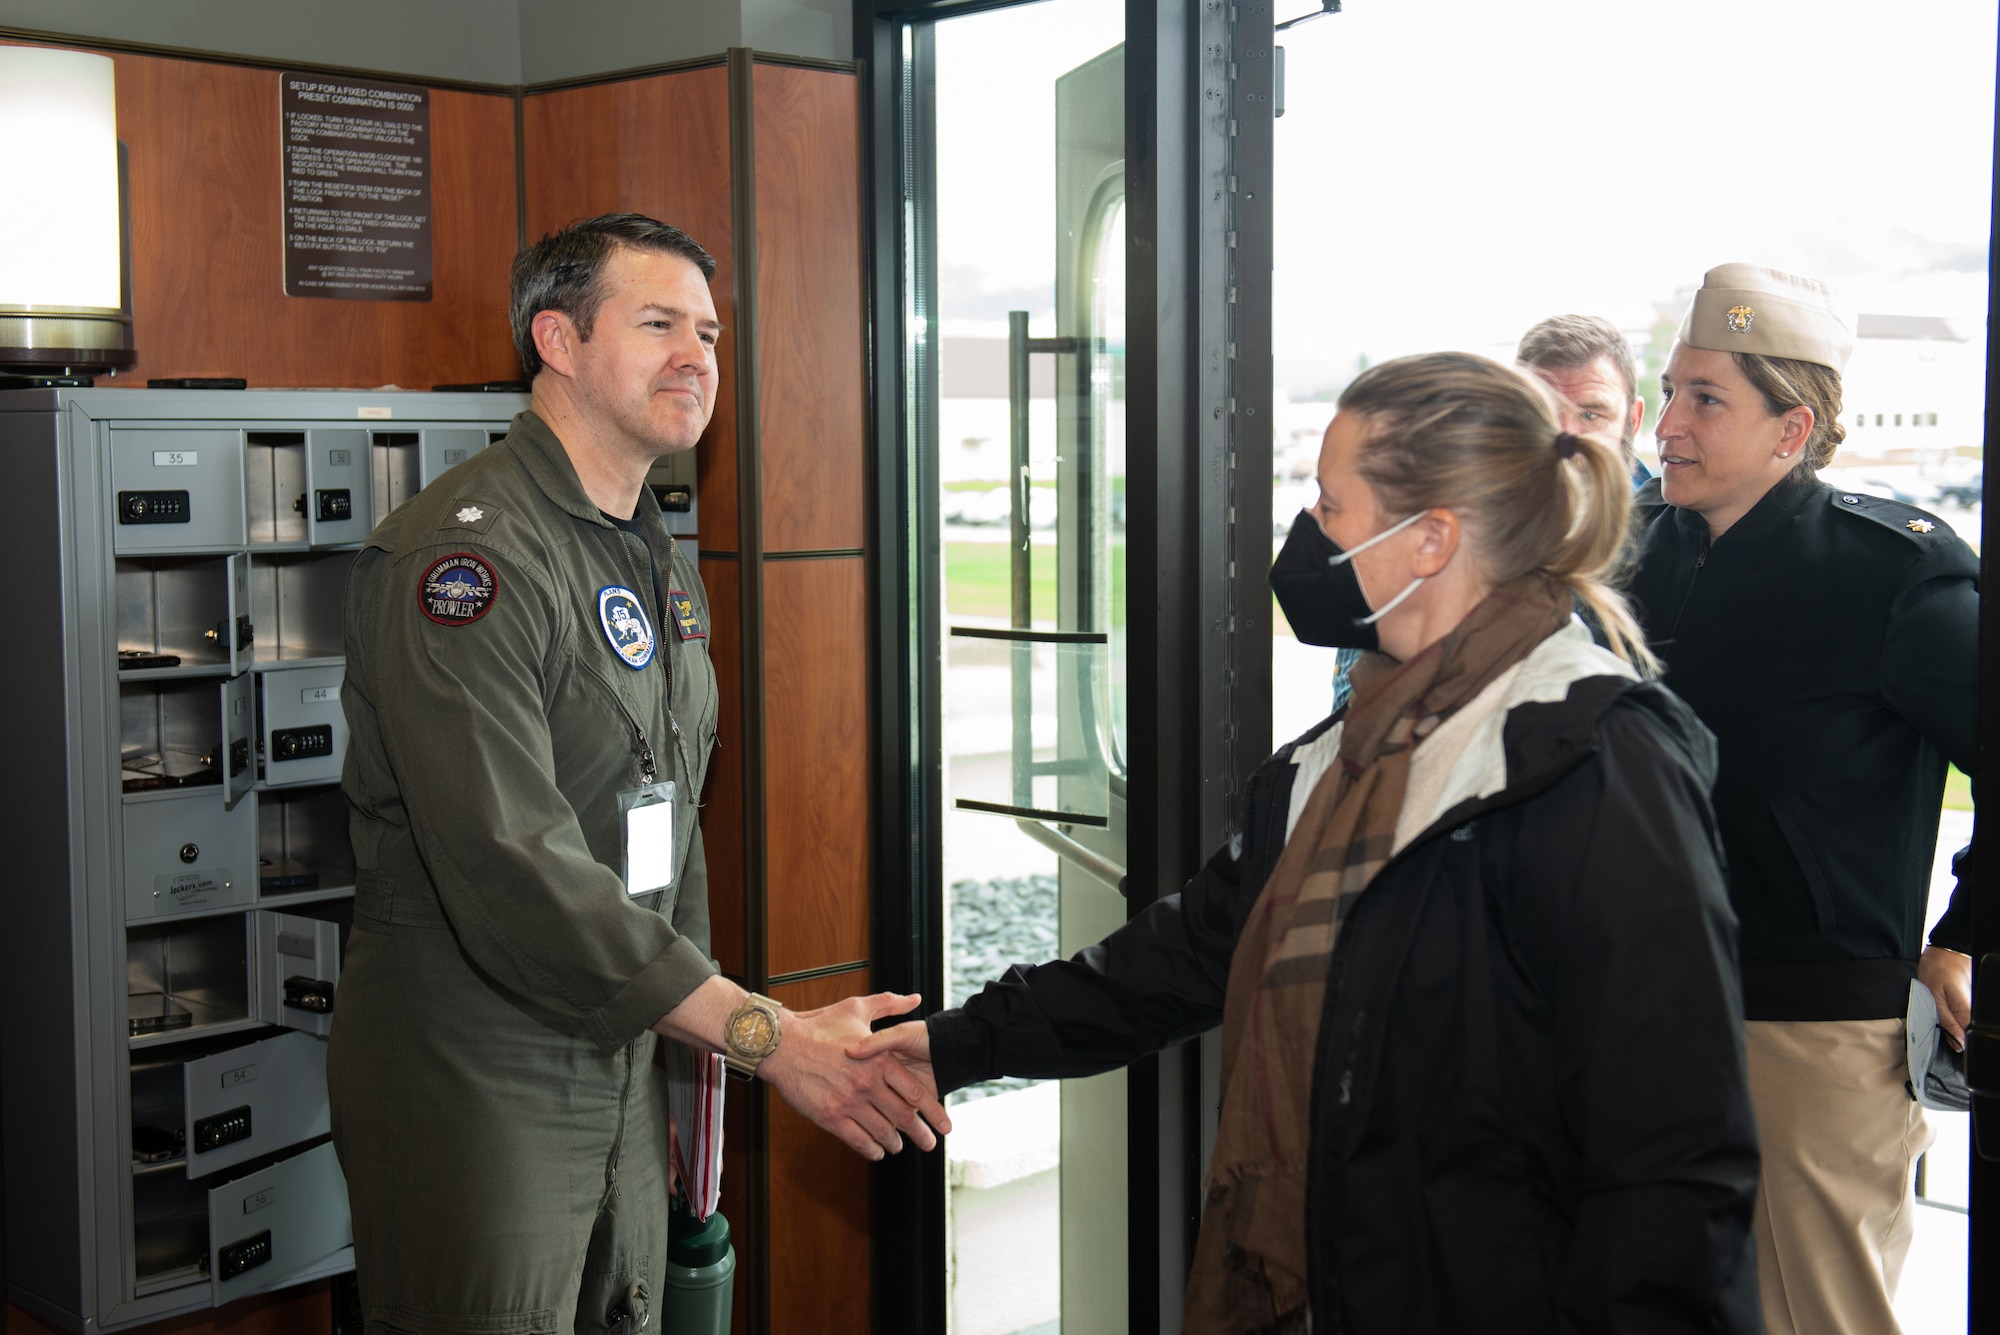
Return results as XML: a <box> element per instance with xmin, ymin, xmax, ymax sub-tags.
<box><xmin>152</xmin><ymin>450</ymin><xmax>198</xmax><ymax>467</ymax></box>
<box><xmin>243</xmin><ymin>1187</ymin><xmax>276</xmax><ymax>1214</ymax></box>
<box><xmin>220</xmin><ymin>1063</ymin><xmax>258</xmax><ymax>1089</ymax></box>
<box><xmin>301</xmin><ymin>685</ymin><xmax>341</xmax><ymax>704</ymax></box>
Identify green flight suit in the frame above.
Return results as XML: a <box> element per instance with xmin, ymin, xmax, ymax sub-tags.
<box><xmin>329</xmin><ymin>411</ymin><xmax>720</xmax><ymax>1334</ymax></box>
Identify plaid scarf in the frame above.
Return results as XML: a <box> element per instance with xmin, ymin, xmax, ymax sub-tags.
<box><xmin>1182</xmin><ymin>575</ymin><xmax>1569</xmax><ymax>1334</ymax></box>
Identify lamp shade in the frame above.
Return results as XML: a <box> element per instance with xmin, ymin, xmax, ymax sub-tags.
<box><xmin>0</xmin><ymin>45</ymin><xmax>134</xmax><ymax>371</ymax></box>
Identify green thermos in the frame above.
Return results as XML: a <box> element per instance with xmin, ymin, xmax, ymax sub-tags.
<box><xmin>661</xmin><ymin>1202</ymin><xmax>735</xmax><ymax>1333</ymax></box>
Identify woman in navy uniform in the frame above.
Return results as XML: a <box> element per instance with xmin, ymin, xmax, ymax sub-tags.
<box><xmin>1628</xmin><ymin>263</ymin><xmax>1978</xmax><ymax>1335</ymax></box>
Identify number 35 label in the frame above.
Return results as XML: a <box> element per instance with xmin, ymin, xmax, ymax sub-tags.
<box><xmin>152</xmin><ymin>450</ymin><xmax>198</xmax><ymax>467</ymax></box>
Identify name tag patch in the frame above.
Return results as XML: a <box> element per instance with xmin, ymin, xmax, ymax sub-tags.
<box><xmin>670</xmin><ymin>589</ymin><xmax>707</xmax><ymax>641</ymax></box>
<box><xmin>598</xmin><ymin>586</ymin><xmax>656</xmax><ymax>670</ymax></box>
<box><xmin>419</xmin><ymin>553</ymin><xmax>498</xmax><ymax>626</ymax></box>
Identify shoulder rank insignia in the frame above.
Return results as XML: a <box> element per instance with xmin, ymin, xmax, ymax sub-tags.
<box><xmin>441</xmin><ymin>499</ymin><xmax>500</xmax><ymax>535</ymax></box>
<box><xmin>1907</xmin><ymin>519</ymin><xmax>1935</xmax><ymax>533</ymax></box>
<box><xmin>597</xmin><ymin>586</ymin><xmax>656</xmax><ymax>669</ymax></box>
<box><xmin>420</xmin><ymin>553</ymin><xmax>499</xmax><ymax>626</ymax></box>
<box><xmin>669</xmin><ymin>589</ymin><xmax>708</xmax><ymax>642</ymax></box>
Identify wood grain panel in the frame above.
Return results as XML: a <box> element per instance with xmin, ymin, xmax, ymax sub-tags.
<box><xmin>82</xmin><ymin>46</ymin><xmax>518</xmax><ymax>388</ymax></box>
<box><xmin>697</xmin><ymin>555</ymin><xmax>747</xmax><ymax>978</ymax></box>
<box><xmin>767</xmin><ymin>969</ymin><xmax>874</xmax><ymax>1335</ymax></box>
<box><xmin>5</xmin><ymin>1280</ymin><xmax>332</xmax><ymax>1335</ymax></box>
<box><xmin>752</xmin><ymin>65</ymin><xmax>866</xmax><ymax>554</ymax></box>
<box><xmin>763</xmin><ymin>558</ymin><xmax>869</xmax><ymax>976</ymax></box>
<box><xmin>523</xmin><ymin>68</ymin><xmax>742</xmax><ymax>554</ymax></box>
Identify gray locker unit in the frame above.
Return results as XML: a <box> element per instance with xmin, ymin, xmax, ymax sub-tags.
<box><xmin>0</xmin><ymin>388</ymin><xmax>525</xmax><ymax>1332</ymax></box>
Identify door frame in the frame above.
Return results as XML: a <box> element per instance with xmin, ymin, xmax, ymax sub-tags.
<box><xmin>856</xmin><ymin>2</ymin><xmax>1274</xmax><ymax>1332</ymax></box>
<box><xmin>1970</xmin><ymin>13</ymin><xmax>2000</xmax><ymax>1325</ymax></box>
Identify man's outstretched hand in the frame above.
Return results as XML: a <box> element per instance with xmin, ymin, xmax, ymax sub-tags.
<box><xmin>759</xmin><ymin>992</ymin><xmax>952</xmax><ymax>1161</ymax></box>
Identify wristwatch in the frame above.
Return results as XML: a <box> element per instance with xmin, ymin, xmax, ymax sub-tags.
<box><xmin>722</xmin><ymin>992</ymin><xmax>783</xmax><ymax>1079</ymax></box>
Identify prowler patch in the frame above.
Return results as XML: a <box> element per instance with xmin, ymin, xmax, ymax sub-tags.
<box><xmin>419</xmin><ymin>552</ymin><xmax>499</xmax><ymax>626</ymax></box>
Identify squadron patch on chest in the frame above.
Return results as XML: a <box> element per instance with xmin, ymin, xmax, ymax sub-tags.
<box><xmin>597</xmin><ymin>586</ymin><xmax>657</xmax><ymax>670</ymax></box>
<box><xmin>669</xmin><ymin>589</ymin><xmax>707</xmax><ymax>641</ymax></box>
<box><xmin>418</xmin><ymin>553</ymin><xmax>498</xmax><ymax>626</ymax></box>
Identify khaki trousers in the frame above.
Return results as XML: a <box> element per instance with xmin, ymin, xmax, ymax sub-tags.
<box><xmin>1745</xmin><ymin>1019</ymin><xmax>1933</xmax><ymax>1335</ymax></box>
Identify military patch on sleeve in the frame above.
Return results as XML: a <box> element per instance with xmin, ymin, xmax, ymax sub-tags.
<box><xmin>419</xmin><ymin>552</ymin><xmax>499</xmax><ymax>626</ymax></box>
<box><xmin>598</xmin><ymin>586</ymin><xmax>657</xmax><ymax>669</ymax></box>
<box><xmin>669</xmin><ymin>589</ymin><xmax>707</xmax><ymax>641</ymax></box>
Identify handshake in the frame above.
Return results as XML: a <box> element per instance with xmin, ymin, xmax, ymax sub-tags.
<box><xmin>656</xmin><ymin>982</ymin><xmax>948</xmax><ymax>1160</ymax></box>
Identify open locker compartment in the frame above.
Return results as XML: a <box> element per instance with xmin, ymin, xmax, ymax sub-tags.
<box><xmin>130</xmin><ymin>1138</ymin><xmax>351</xmax><ymax>1305</ymax></box>
<box><xmin>112</xmin><ymin>554</ymin><xmax>248</xmax><ymax>674</ymax></box>
<box><xmin>247</xmin><ymin>551</ymin><xmax>349</xmax><ymax>664</ymax></box>
<box><xmin>245</xmin><ymin>430</ymin><xmax>369</xmax><ymax>547</ymax></box>
<box><xmin>257</xmin><ymin>784</ymin><xmax>355</xmax><ymax>897</ymax></box>
<box><xmin>126</xmin><ymin>914</ymin><xmax>251</xmax><ymax>1040</ymax></box>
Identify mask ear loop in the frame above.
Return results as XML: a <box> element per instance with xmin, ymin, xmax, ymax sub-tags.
<box><xmin>1356</xmin><ymin>575</ymin><xmax>1426</xmax><ymax>625</ymax></box>
<box><xmin>1325</xmin><ymin>508</ymin><xmax>1427</xmax><ymax>566</ymax></box>
<box><xmin>1326</xmin><ymin>508</ymin><xmax>1431</xmax><ymax>626</ymax></box>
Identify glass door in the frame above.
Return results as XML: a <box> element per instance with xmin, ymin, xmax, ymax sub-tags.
<box><xmin>925</xmin><ymin>6</ymin><xmax>1126</xmax><ymax>1333</ymax></box>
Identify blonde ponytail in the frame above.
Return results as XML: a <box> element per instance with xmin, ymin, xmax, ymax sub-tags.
<box><xmin>1547</xmin><ymin>429</ymin><xmax>1658</xmax><ymax>674</ymax></box>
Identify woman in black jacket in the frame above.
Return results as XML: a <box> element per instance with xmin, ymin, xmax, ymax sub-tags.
<box><xmin>859</xmin><ymin>352</ymin><xmax>1760</xmax><ymax>1334</ymax></box>
<box><xmin>1629</xmin><ymin>263</ymin><xmax>1978</xmax><ymax>1335</ymax></box>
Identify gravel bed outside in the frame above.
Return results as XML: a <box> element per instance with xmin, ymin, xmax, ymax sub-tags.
<box><xmin>947</xmin><ymin>873</ymin><xmax>1059</xmax><ymax>1105</ymax></box>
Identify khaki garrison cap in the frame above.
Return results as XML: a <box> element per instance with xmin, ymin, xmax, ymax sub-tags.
<box><xmin>1676</xmin><ymin>262</ymin><xmax>1854</xmax><ymax>372</ymax></box>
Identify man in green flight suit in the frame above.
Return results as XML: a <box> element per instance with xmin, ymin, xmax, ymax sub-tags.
<box><xmin>331</xmin><ymin>214</ymin><xmax>949</xmax><ymax>1335</ymax></box>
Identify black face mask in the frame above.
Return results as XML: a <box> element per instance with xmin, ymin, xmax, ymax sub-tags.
<box><xmin>1268</xmin><ymin>509</ymin><xmax>1428</xmax><ymax>651</ymax></box>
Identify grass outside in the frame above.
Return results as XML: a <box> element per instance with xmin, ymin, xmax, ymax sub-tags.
<box><xmin>1946</xmin><ymin>765</ymin><xmax>1974</xmax><ymax>812</ymax></box>
<box><xmin>947</xmin><ymin>540</ymin><xmax>1057</xmax><ymax>621</ymax></box>
<box><xmin>946</xmin><ymin>539</ymin><xmax>1126</xmax><ymax>629</ymax></box>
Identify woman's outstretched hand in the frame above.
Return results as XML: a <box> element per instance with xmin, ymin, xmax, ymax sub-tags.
<box><xmin>846</xmin><ymin>1016</ymin><xmax>940</xmax><ymax>1120</ymax></box>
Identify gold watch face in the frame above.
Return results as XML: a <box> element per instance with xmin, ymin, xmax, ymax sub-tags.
<box><xmin>728</xmin><ymin>1007</ymin><xmax>777</xmax><ymax>1056</ymax></box>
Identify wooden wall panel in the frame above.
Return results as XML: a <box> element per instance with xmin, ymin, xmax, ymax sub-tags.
<box><xmin>698</xmin><ymin>555</ymin><xmax>747</xmax><ymax>978</ymax></box>
<box><xmin>763</xmin><ymin>558</ymin><xmax>870</xmax><ymax>976</ymax></box>
<box><xmin>523</xmin><ymin>67</ymin><xmax>743</xmax><ymax>554</ymax></box>
<box><xmin>767</xmin><ymin>969</ymin><xmax>874</xmax><ymax>1335</ymax></box>
<box><xmin>86</xmin><ymin>48</ymin><xmax>519</xmax><ymax>387</ymax></box>
<box><xmin>753</xmin><ymin>65</ymin><xmax>865</xmax><ymax>554</ymax></box>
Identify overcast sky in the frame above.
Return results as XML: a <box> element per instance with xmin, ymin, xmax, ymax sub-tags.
<box><xmin>933</xmin><ymin>0</ymin><xmax>1998</xmax><ymax>395</ymax></box>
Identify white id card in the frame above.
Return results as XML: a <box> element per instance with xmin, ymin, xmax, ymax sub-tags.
<box><xmin>619</xmin><ymin>780</ymin><xmax>677</xmax><ymax>896</ymax></box>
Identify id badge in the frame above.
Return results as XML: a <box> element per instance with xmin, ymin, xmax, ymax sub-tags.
<box><xmin>619</xmin><ymin>780</ymin><xmax>677</xmax><ymax>897</ymax></box>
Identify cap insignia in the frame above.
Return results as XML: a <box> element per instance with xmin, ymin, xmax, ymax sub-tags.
<box><xmin>1907</xmin><ymin>519</ymin><xmax>1935</xmax><ymax>533</ymax></box>
<box><xmin>1725</xmin><ymin>305</ymin><xmax>1755</xmax><ymax>334</ymax></box>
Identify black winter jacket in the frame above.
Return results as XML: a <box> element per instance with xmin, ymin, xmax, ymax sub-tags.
<box><xmin>929</xmin><ymin>641</ymin><xmax>1761</xmax><ymax>1335</ymax></box>
<box><xmin>1628</xmin><ymin>473</ymin><xmax>1978</xmax><ymax>1021</ymax></box>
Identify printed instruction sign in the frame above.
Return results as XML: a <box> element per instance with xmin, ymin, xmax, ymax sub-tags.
<box><xmin>281</xmin><ymin>73</ymin><xmax>434</xmax><ymax>301</ymax></box>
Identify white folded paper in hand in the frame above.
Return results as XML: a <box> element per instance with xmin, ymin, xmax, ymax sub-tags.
<box><xmin>666</xmin><ymin>1041</ymin><xmax>726</xmax><ymax>1220</ymax></box>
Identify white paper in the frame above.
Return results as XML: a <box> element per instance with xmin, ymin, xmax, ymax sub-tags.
<box><xmin>624</xmin><ymin>799</ymin><xmax>675</xmax><ymax>895</ymax></box>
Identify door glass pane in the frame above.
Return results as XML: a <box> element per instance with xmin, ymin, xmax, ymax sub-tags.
<box><xmin>1268</xmin><ymin>7</ymin><xmax>1990</xmax><ymax>1328</ymax></box>
<box><xmin>929</xmin><ymin>4</ymin><xmax>1125</xmax><ymax>1333</ymax></box>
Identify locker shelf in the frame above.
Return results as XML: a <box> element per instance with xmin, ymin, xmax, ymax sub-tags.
<box><xmin>128</xmin><ymin>1012</ymin><xmax>263</xmax><ymax>1052</ymax></box>
<box><xmin>118</xmin><ymin>664</ymin><xmax>235</xmax><ymax>684</ymax></box>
